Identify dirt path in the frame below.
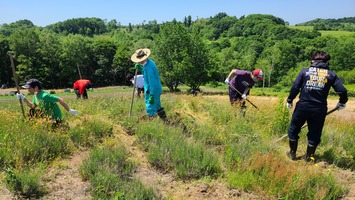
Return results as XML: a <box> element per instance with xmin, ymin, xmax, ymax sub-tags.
<box><xmin>113</xmin><ymin>124</ymin><xmax>263</xmax><ymax>200</ymax></box>
<box><xmin>0</xmin><ymin>150</ymin><xmax>91</xmax><ymax>200</ymax></box>
<box><xmin>0</xmin><ymin>184</ymin><xmax>16</xmax><ymax>200</ymax></box>
<box><xmin>39</xmin><ymin>149</ymin><xmax>92</xmax><ymax>200</ymax></box>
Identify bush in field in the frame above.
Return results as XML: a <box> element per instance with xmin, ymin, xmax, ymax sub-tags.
<box><xmin>5</xmin><ymin>167</ymin><xmax>46</xmax><ymax>198</ymax></box>
<box><xmin>337</xmin><ymin>69</ymin><xmax>355</xmax><ymax>84</ymax></box>
<box><xmin>135</xmin><ymin>121</ymin><xmax>222</xmax><ymax>179</ymax></box>
<box><xmin>226</xmin><ymin>151</ymin><xmax>346</xmax><ymax>199</ymax></box>
<box><xmin>0</xmin><ymin>111</ymin><xmax>73</xmax><ymax>169</ymax></box>
<box><xmin>80</xmin><ymin>141</ymin><xmax>157</xmax><ymax>199</ymax></box>
<box><xmin>68</xmin><ymin>115</ymin><xmax>113</xmax><ymax>147</ymax></box>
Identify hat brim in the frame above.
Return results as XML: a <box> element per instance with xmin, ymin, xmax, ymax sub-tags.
<box><xmin>131</xmin><ymin>48</ymin><xmax>151</xmax><ymax>63</ymax></box>
<box><xmin>22</xmin><ymin>84</ymin><xmax>30</xmax><ymax>89</ymax></box>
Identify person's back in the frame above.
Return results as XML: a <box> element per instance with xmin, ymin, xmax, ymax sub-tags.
<box><xmin>286</xmin><ymin>50</ymin><xmax>348</xmax><ymax>162</ymax></box>
<box><xmin>287</xmin><ymin>52</ymin><xmax>348</xmax><ymax>111</ymax></box>
<box><xmin>73</xmin><ymin>79</ymin><xmax>91</xmax><ymax>99</ymax></box>
<box><xmin>33</xmin><ymin>89</ymin><xmax>62</xmax><ymax>120</ymax></box>
<box><xmin>142</xmin><ymin>58</ymin><xmax>162</xmax><ymax>93</ymax></box>
<box><xmin>230</xmin><ymin>70</ymin><xmax>255</xmax><ymax>93</ymax></box>
<box><xmin>133</xmin><ymin>75</ymin><xmax>144</xmax><ymax>89</ymax></box>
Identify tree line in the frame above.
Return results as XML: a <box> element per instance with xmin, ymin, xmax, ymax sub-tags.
<box><xmin>296</xmin><ymin>17</ymin><xmax>355</xmax><ymax>32</ymax></box>
<box><xmin>0</xmin><ymin>13</ymin><xmax>354</xmax><ymax>91</ymax></box>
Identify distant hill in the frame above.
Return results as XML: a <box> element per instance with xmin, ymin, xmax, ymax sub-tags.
<box><xmin>295</xmin><ymin>16</ymin><xmax>355</xmax><ymax>31</ymax></box>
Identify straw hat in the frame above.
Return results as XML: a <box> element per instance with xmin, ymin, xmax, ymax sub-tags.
<box><xmin>131</xmin><ymin>48</ymin><xmax>151</xmax><ymax>63</ymax></box>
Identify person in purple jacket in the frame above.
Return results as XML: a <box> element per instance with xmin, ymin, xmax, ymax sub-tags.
<box><xmin>286</xmin><ymin>50</ymin><xmax>348</xmax><ymax>162</ymax></box>
<box><xmin>224</xmin><ymin>68</ymin><xmax>263</xmax><ymax>114</ymax></box>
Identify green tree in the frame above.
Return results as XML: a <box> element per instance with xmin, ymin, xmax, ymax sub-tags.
<box><xmin>47</xmin><ymin>17</ymin><xmax>107</xmax><ymax>36</ymax></box>
<box><xmin>155</xmin><ymin>23</ymin><xmax>213</xmax><ymax>92</ymax></box>
<box><xmin>155</xmin><ymin>23</ymin><xmax>189</xmax><ymax>91</ymax></box>
<box><xmin>0</xmin><ymin>36</ymin><xmax>12</xmax><ymax>86</ymax></box>
<box><xmin>9</xmin><ymin>28</ymin><xmax>41</xmax><ymax>83</ymax></box>
<box><xmin>36</xmin><ymin>32</ymin><xmax>62</xmax><ymax>88</ymax></box>
<box><xmin>60</xmin><ymin>34</ymin><xmax>93</xmax><ymax>86</ymax></box>
<box><xmin>261</xmin><ymin>40</ymin><xmax>298</xmax><ymax>86</ymax></box>
<box><xmin>324</xmin><ymin>36</ymin><xmax>355</xmax><ymax>72</ymax></box>
<box><xmin>107</xmin><ymin>19</ymin><xmax>118</xmax><ymax>32</ymax></box>
<box><xmin>91</xmin><ymin>37</ymin><xmax>116</xmax><ymax>86</ymax></box>
<box><xmin>0</xmin><ymin>19</ymin><xmax>35</xmax><ymax>36</ymax></box>
<box><xmin>112</xmin><ymin>32</ymin><xmax>134</xmax><ymax>85</ymax></box>
<box><xmin>184</xmin><ymin>28</ymin><xmax>215</xmax><ymax>91</ymax></box>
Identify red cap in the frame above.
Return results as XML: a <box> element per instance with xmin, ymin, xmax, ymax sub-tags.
<box><xmin>253</xmin><ymin>69</ymin><xmax>263</xmax><ymax>80</ymax></box>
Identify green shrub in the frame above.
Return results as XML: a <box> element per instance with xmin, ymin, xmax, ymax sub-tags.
<box><xmin>226</xmin><ymin>151</ymin><xmax>346</xmax><ymax>199</ymax></box>
<box><xmin>80</xmin><ymin>142</ymin><xmax>157</xmax><ymax>199</ymax></box>
<box><xmin>135</xmin><ymin>121</ymin><xmax>221</xmax><ymax>179</ymax></box>
<box><xmin>5</xmin><ymin>167</ymin><xmax>45</xmax><ymax>198</ymax></box>
<box><xmin>0</xmin><ymin>112</ymin><xmax>73</xmax><ymax>168</ymax></box>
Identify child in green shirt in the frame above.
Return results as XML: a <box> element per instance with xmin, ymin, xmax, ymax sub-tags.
<box><xmin>16</xmin><ymin>79</ymin><xmax>78</xmax><ymax>124</ymax></box>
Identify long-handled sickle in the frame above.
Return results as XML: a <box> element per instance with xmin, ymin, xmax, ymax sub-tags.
<box><xmin>229</xmin><ymin>83</ymin><xmax>258</xmax><ymax>109</ymax></box>
<box><xmin>7</xmin><ymin>51</ymin><xmax>26</xmax><ymax>119</ymax></box>
<box><xmin>129</xmin><ymin>68</ymin><xmax>138</xmax><ymax>117</ymax></box>
<box><xmin>269</xmin><ymin>106</ymin><xmax>340</xmax><ymax>146</ymax></box>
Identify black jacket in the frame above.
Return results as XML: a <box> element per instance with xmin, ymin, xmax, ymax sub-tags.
<box><xmin>287</xmin><ymin>62</ymin><xmax>348</xmax><ymax>110</ymax></box>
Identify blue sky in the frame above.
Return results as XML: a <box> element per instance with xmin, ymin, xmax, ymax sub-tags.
<box><xmin>1</xmin><ymin>0</ymin><xmax>354</xmax><ymax>27</ymax></box>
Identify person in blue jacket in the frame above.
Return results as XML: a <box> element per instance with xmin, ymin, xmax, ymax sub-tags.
<box><xmin>131</xmin><ymin>48</ymin><xmax>166</xmax><ymax>119</ymax></box>
<box><xmin>286</xmin><ymin>50</ymin><xmax>348</xmax><ymax>162</ymax></box>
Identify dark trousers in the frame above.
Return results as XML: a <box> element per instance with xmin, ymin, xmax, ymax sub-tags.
<box><xmin>288</xmin><ymin>106</ymin><xmax>326</xmax><ymax>147</ymax></box>
<box><xmin>137</xmin><ymin>87</ymin><xmax>144</xmax><ymax>97</ymax></box>
<box><xmin>74</xmin><ymin>88</ymin><xmax>88</xmax><ymax>99</ymax></box>
<box><xmin>228</xmin><ymin>86</ymin><xmax>246</xmax><ymax>107</ymax></box>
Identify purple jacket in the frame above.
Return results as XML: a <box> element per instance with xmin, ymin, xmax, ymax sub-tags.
<box><xmin>230</xmin><ymin>70</ymin><xmax>255</xmax><ymax>94</ymax></box>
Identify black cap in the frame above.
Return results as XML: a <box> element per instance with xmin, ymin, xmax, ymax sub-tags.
<box><xmin>22</xmin><ymin>79</ymin><xmax>42</xmax><ymax>89</ymax></box>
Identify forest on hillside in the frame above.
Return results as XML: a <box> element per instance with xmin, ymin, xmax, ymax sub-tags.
<box><xmin>0</xmin><ymin>13</ymin><xmax>354</xmax><ymax>91</ymax></box>
<box><xmin>296</xmin><ymin>16</ymin><xmax>355</xmax><ymax>31</ymax></box>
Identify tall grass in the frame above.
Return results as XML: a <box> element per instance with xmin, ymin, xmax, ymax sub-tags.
<box><xmin>80</xmin><ymin>139</ymin><xmax>157</xmax><ymax>199</ymax></box>
<box><xmin>0</xmin><ymin>88</ymin><xmax>353</xmax><ymax>199</ymax></box>
<box><xmin>226</xmin><ymin>151</ymin><xmax>346</xmax><ymax>199</ymax></box>
<box><xmin>134</xmin><ymin>120</ymin><xmax>222</xmax><ymax>179</ymax></box>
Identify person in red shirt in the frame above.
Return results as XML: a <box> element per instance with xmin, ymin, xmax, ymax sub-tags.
<box><xmin>73</xmin><ymin>79</ymin><xmax>92</xmax><ymax>99</ymax></box>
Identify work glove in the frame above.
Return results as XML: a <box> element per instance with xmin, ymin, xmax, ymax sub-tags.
<box><xmin>224</xmin><ymin>78</ymin><xmax>230</xmax><ymax>85</ymax></box>
<box><xmin>148</xmin><ymin>94</ymin><xmax>154</xmax><ymax>104</ymax></box>
<box><xmin>134</xmin><ymin>63</ymin><xmax>143</xmax><ymax>71</ymax></box>
<box><xmin>336</xmin><ymin>102</ymin><xmax>346</xmax><ymax>110</ymax></box>
<box><xmin>69</xmin><ymin>109</ymin><xmax>79</xmax><ymax>115</ymax></box>
<box><xmin>241</xmin><ymin>94</ymin><xmax>247</xmax><ymax>99</ymax></box>
<box><xmin>286</xmin><ymin>102</ymin><xmax>293</xmax><ymax>110</ymax></box>
<box><xmin>16</xmin><ymin>93</ymin><xmax>25</xmax><ymax>100</ymax></box>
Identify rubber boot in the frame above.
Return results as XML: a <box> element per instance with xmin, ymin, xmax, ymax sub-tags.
<box><xmin>304</xmin><ymin>145</ymin><xmax>317</xmax><ymax>162</ymax></box>
<box><xmin>286</xmin><ymin>140</ymin><xmax>298</xmax><ymax>160</ymax></box>
<box><xmin>157</xmin><ymin>108</ymin><xmax>167</xmax><ymax>119</ymax></box>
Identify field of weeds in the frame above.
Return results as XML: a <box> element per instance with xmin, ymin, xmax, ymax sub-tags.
<box><xmin>0</xmin><ymin>87</ymin><xmax>354</xmax><ymax>199</ymax></box>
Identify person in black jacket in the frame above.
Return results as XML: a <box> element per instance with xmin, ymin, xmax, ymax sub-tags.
<box><xmin>285</xmin><ymin>50</ymin><xmax>348</xmax><ymax>162</ymax></box>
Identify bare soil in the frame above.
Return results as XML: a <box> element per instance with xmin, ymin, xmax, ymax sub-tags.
<box><xmin>0</xmin><ymin>90</ymin><xmax>354</xmax><ymax>199</ymax></box>
<box><xmin>39</xmin><ymin>149</ymin><xmax>92</xmax><ymax>200</ymax></box>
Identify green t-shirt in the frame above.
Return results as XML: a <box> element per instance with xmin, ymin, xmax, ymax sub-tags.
<box><xmin>32</xmin><ymin>90</ymin><xmax>62</xmax><ymax>120</ymax></box>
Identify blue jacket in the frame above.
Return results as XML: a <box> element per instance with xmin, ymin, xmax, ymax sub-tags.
<box><xmin>142</xmin><ymin>58</ymin><xmax>162</xmax><ymax>95</ymax></box>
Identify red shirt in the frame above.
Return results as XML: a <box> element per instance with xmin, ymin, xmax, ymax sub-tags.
<box><xmin>73</xmin><ymin>79</ymin><xmax>91</xmax><ymax>94</ymax></box>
